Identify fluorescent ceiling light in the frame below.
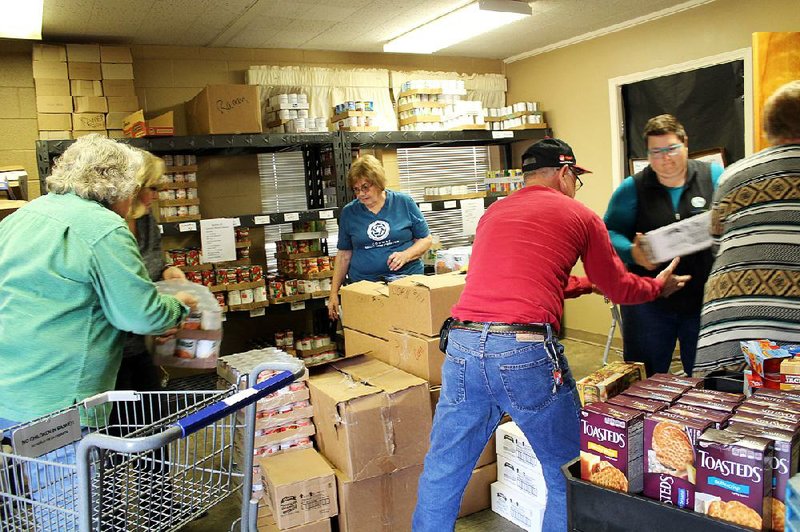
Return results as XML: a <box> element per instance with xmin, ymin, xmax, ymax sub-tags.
<box><xmin>0</xmin><ymin>0</ymin><xmax>43</xmax><ymax>40</ymax></box>
<box><xmin>384</xmin><ymin>0</ymin><xmax>531</xmax><ymax>54</ymax></box>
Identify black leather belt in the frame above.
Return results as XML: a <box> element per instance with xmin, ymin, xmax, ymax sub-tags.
<box><xmin>450</xmin><ymin>320</ymin><xmax>548</xmax><ymax>335</ymax></box>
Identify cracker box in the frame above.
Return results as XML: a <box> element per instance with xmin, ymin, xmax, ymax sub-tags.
<box><xmin>728</xmin><ymin>411</ymin><xmax>800</xmax><ymax>433</ymax></box>
<box><xmin>754</xmin><ymin>388</ymin><xmax>800</xmax><ymax>403</ymax></box>
<box><xmin>622</xmin><ymin>386</ymin><xmax>682</xmax><ymax>405</ymax></box>
<box><xmin>780</xmin><ymin>357</ymin><xmax>800</xmax><ymax>391</ymax></box>
<box><xmin>580</xmin><ymin>402</ymin><xmax>644</xmax><ymax>493</ymax></box>
<box><xmin>736</xmin><ymin>404</ymin><xmax>800</xmax><ymax>425</ymax></box>
<box><xmin>744</xmin><ymin>395</ymin><xmax>800</xmax><ymax>413</ymax></box>
<box><xmin>726</xmin><ymin>423</ymin><xmax>800</xmax><ymax>532</ymax></box>
<box><xmin>606</xmin><ymin>394</ymin><xmax>669</xmax><ymax>414</ymax></box>
<box><xmin>695</xmin><ymin>429</ymin><xmax>773</xmax><ymax>531</ymax></box>
<box><xmin>643</xmin><ymin>411</ymin><xmax>712</xmax><ymax>508</ymax></box>
<box><xmin>634</xmin><ymin>379</ymin><xmax>694</xmax><ymax>394</ymax></box>
<box><xmin>683</xmin><ymin>389</ymin><xmax>745</xmax><ymax>404</ymax></box>
<box><xmin>665</xmin><ymin>404</ymin><xmax>731</xmax><ymax>429</ymax></box>
<box><xmin>648</xmin><ymin>373</ymin><xmax>705</xmax><ymax>389</ymax></box>
<box><xmin>575</xmin><ymin>362</ymin><xmax>645</xmax><ymax>405</ymax></box>
<box><xmin>675</xmin><ymin>394</ymin><xmax>739</xmax><ymax>414</ymax></box>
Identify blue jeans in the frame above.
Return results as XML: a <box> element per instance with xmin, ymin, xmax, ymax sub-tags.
<box><xmin>412</xmin><ymin>324</ymin><xmax>580</xmax><ymax>532</ymax></box>
<box><xmin>1</xmin><ymin>416</ymin><xmax>82</xmax><ymax>531</ymax></box>
<box><xmin>620</xmin><ymin>302</ymin><xmax>700</xmax><ymax>376</ymax></box>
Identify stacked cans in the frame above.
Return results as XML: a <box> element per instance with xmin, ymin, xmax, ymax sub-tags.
<box><xmin>165</xmin><ymin>247</ymin><xmax>201</xmax><ymax>267</ymax></box>
<box><xmin>334</xmin><ymin>100</ymin><xmax>374</xmax><ymax>115</ymax></box>
<box><xmin>159</xmin><ymin>153</ymin><xmax>199</xmax><ymax>220</ymax></box>
<box><xmin>485</xmin><ymin>169</ymin><xmax>524</xmax><ymax>194</ymax></box>
<box><xmin>274</xmin><ymin>329</ymin><xmax>295</xmax><ymax>349</ymax></box>
<box><xmin>276</xmin><ymin>239</ymin><xmax>322</xmax><ymax>257</ymax></box>
<box><xmin>277</xmin><ymin>256</ymin><xmax>334</xmax><ymax>278</ymax></box>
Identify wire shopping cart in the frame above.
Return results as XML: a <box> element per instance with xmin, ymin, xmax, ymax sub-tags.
<box><xmin>0</xmin><ymin>355</ymin><xmax>304</xmax><ymax>532</ymax></box>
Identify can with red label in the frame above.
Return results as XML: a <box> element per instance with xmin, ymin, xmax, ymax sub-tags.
<box><xmin>238</xmin><ymin>247</ymin><xmax>250</xmax><ymax>259</ymax></box>
<box><xmin>215</xmin><ymin>268</ymin><xmax>228</xmax><ymax>285</ymax></box>
<box><xmin>227</xmin><ymin>290</ymin><xmax>242</xmax><ymax>306</ymax></box>
<box><xmin>240</xmin><ymin>289</ymin><xmax>254</xmax><ymax>304</ymax></box>
<box><xmin>175</xmin><ymin>338</ymin><xmax>197</xmax><ymax>359</ymax></box>
<box><xmin>185</xmin><ymin>271</ymin><xmax>202</xmax><ymax>284</ymax></box>
<box><xmin>317</xmin><ymin>256</ymin><xmax>330</xmax><ymax>271</ymax></box>
<box><xmin>303</xmin><ymin>258</ymin><xmax>319</xmax><ymax>275</ymax></box>
<box><xmin>201</xmin><ymin>269</ymin><xmax>214</xmax><ymax>287</ymax></box>
<box><xmin>296</xmin><ymin>239</ymin><xmax>310</xmax><ymax>254</ymax></box>
<box><xmin>186</xmin><ymin>248</ymin><xmax>201</xmax><ymax>266</ymax></box>
<box><xmin>254</xmin><ymin>285</ymin><xmax>268</xmax><ymax>303</ymax></box>
<box><xmin>250</xmin><ymin>265</ymin><xmax>263</xmax><ymax>282</ymax></box>
<box><xmin>236</xmin><ymin>227</ymin><xmax>250</xmax><ymax>240</ymax></box>
<box><xmin>268</xmin><ymin>279</ymin><xmax>284</xmax><ymax>299</ymax></box>
<box><xmin>215</xmin><ymin>292</ymin><xmax>226</xmax><ymax>307</ymax></box>
<box><xmin>284</xmin><ymin>279</ymin><xmax>299</xmax><ymax>296</ymax></box>
<box><xmin>237</xmin><ymin>266</ymin><xmax>251</xmax><ymax>283</ymax></box>
<box><xmin>170</xmin><ymin>249</ymin><xmax>187</xmax><ymax>267</ymax></box>
<box><xmin>275</xmin><ymin>331</ymin><xmax>285</xmax><ymax>347</ymax></box>
<box><xmin>285</xmin><ymin>241</ymin><xmax>299</xmax><ymax>255</ymax></box>
<box><xmin>226</xmin><ymin>268</ymin><xmax>239</xmax><ymax>284</ymax></box>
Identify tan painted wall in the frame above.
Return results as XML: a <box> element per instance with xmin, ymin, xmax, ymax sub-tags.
<box><xmin>504</xmin><ymin>0</ymin><xmax>800</xmax><ymax>338</ymax></box>
<box><xmin>0</xmin><ymin>41</ymin><xmax>501</xmax><ymax>199</ymax></box>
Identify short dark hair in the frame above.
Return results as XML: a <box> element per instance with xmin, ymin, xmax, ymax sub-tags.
<box><xmin>643</xmin><ymin>114</ymin><xmax>687</xmax><ymax>144</ymax></box>
<box><xmin>763</xmin><ymin>80</ymin><xmax>800</xmax><ymax>144</ymax></box>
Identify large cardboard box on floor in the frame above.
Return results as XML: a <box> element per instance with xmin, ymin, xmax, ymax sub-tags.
<box><xmin>185</xmin><ymin>84</ymin><xmax>262</xmax><ymax>135</ymax></box>
<box><xmin>340</xmin><ymin>281</ymin><xmax>390</xmax><ymax>339</ymax></box>
<box><xmin>335</xmin><ymin>464</ymin><xmax>422</xmax><ymax>532</ymax></box>
<box><xmin>389</xmin><ymin>273</ymin><xmax>466</xmax><ymax>336</ymax></box>
<box><xmin>258</xmin><ymin>448</ymin><xmax>337</xmax><ymax>530</ymax></box>
<box><xmin>309</xmin><ymin>356</ymin><xmax>432</xmax><ymax>481</ymax></box>
<box><xmin>343</xmin><ymin>327</ymin><xmax>390</xmax><ymax>362</ymax></box>
<box><xmin>256</xmin><ymin>504</ymin><xmax>331</xmax><ymax>532</ymax></box>
<box><xmin>35</xmin><ymin>79</ymin><xmax>71</xmax><ymax>96</ymax></box>
<box><xmin>36</xmin><ymin>95</ymin><xmax>72</xmax><ymax>114</ymax></box>
<box><xmin>387</xmin><ymin>328</ymin><xmax>443</xmax><ymax>385</ymax></box>
<box><xmin>459</xmin><ymin>462</ymin><xmax>498</xmax><ymax>517</ymax></box>
<box><xmin>491</xmin><ymin>481</ymin><xmax>545</xmax><ymax>532</ymax></box>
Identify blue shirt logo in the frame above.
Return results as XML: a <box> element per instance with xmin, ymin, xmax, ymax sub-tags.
<box><xmin>367</xmin><ymin>220</ymin><xmax>390</xmax><ymax>241</ymax></box>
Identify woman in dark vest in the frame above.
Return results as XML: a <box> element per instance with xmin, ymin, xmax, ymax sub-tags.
<box><xmin>604</xmin><ymin>114</ymin><xmax>723</xmax><ymax>376</ymax></box>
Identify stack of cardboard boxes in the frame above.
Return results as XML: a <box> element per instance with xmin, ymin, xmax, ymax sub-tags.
<box><xmin>492</xmin><ymin>422</ymin><xmax>547</xmax><ymax>531</ymax></box>
<box><xmin>338</xmin><ymin>272</ymin><xmax>499</xmax><ymax>520</ymax></box>
<box><xmin>33</xmin><ymin>43</ymin><xmax>137</xmax><ymax>140</ymax></box>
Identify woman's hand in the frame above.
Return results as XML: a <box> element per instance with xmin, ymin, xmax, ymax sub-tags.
<box><xmin>327</xmin><ymin>293</ymin><xmax>340</xmax><ymax>320</ymax></box>
<box><xmin>162</xmin><ymin>266</ymin><xmax>186</xmax><ymax>281</ymax></box>
<box><xmin>174</xmin><ymin>291</ymin><xmax>198</xmax><ymax>311</ymax></box>
<box><xmin>387</xmin><ymin>250</ymin><xmax>410</xmax><ymax>271</ymax></box>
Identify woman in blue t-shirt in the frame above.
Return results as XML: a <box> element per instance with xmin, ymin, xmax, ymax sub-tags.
<box><xmin>328</xmin><ymin>155</ymin><xmax>432</xmax><ymax>320</ymax></box>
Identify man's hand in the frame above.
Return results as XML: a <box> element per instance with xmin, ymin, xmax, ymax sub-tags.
<box><xmin>327</xmin><ymin>293</ymin><xmax>339</xmax><ymax>320</ymax></box>
<box><xmin>154</xmin><ymin>327</ymin><xmax>179</xmax><ymax>344</ymax></box>
<box><xmin>387</xmin><ymin>250</ymin><xmax>410</xmax><ymax>271</ymax></box>
<box><xmin>631</xmin><ymin>233</ymin><xmax>658</xmax><ymax>271</ymax></box>
<box><xmin>174</xmin><ymin>291</ymin><xmax>198</xmax><ymax>311</ymax></box>
<box><xmin>655</xmin><ymin>257</ymin><xmax>692</xmax><ymax>298</ymax></box>
<box><xmin>162</xmin><ymin>266</ymin><xmax>186</xmax><ymax>281</ymax></box>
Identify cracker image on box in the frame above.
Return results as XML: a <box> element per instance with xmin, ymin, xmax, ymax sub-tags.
<box><xmin>695</xmin><ymin>428</ymin><xmax>773</xmax><ymax>531</ymax></box>
<box><xmin>643</xmin><ymin>411</ymin><xmax>711</xmax><ymax>508</ymax></box>
<box><xmin>580</xmin><ymin>402</ymin><xmax>644</xmax><ymax>493</ymax></box>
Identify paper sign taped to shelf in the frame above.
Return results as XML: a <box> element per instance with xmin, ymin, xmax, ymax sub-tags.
<box><xmin>320</xmin><ymin>210</ymin><xmax>334</xmax><ymax>219</ymax></box>
<box><xmin>640</xmin><ymin>210</ymin><xmax>712</xmax><ymax>264</ymax></box>
<box><xmin>492</xmin><ymin>131</ymin><xmax>513</xmax><ymax>139</ymax></box>
<box><xmin>461</xmin><ymin>198</ymin><xmax>485</xmax><ymax>236</ymax></box>
<box><xmin>250</xmin><ymin>308</ymin><xmax>266</xmax><ymax>317</ymax></box>
<box><xmin>232</xmin><ymin>218</ymin><xmax>241</xmax><ymax>227</ymax></box>
<box><xmin>283</xmin><ymin>212</ymin><xmax>300</xmax><ymax>222</ymax></box>
<box><xmin>200</xmin><ymin>218</ymin><xmax>236</xmax><ymax>263</ymax></box>
<box><xmin>178</xmin><ymin>222</ymin><xmax>197</xmax><ymax>232</ymax></box>
<box><xmin>290</xmin><ymin>301</ymin><xmax>306</xmax><ymax>311</ymax></box>
<box><xmin>254</xmin><ymin>215</ymin><xmax>270</xmax><ymax>225</ymax></box>
<box><xmin>158</xmin><ymin>225</ymin><xmax>164</xmax><ymax>234</ymax></box>
<box><xmin>444</xmin><ymin>201</ymin><xmax>457</xmax><ymax>209</ymax></box>
<box><xmin>12</xmin><ymin>409</ymin><xmax>81</xmax><ymax>458</ymax></box>
<box><xmin>419</xmin><ymin>203</ymin><xmax>432</xmax><ymax>212</ymax></box>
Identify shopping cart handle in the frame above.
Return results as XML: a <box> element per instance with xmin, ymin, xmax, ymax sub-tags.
<box><xmin>174</xmin><ymin>370</ymin><xmax>295</xmax><ymax>437</ymax></box>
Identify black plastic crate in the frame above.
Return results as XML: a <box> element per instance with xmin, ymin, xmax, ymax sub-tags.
<box><xmin>562</xmin><ymin>459</ymin><xmax>750</xmax><ymax>532</ymax></box>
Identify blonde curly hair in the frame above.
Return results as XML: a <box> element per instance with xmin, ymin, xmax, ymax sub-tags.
<box><xmin>46</xmin><ymin>134</ymin><xmax>142</xmax><ymax>205</ymax></box>
<box><xmin>128</xmin><ymin>150</ymin><xmax>166</xmax><ymax>219</ymax></box>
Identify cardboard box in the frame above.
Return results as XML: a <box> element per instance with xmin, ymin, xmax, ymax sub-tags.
<box><xmin>107</xmin><ymin>129</ymin><xmax>126</xmax><ymax>139</ymax></box>
<box><xmin>496</xmin><ymin>454</ymin><xmax>546</xmax><ymax>504</ymax></box>
<box><xmin>72</xmin><ymin>113</ymin><xmax>106</xmax><ymax>131</ymax></box>
<box><xmin>336</xmin><ymin>464</ymin><xmax>421</xmax><ymax>532</ymax></box>
<box><xmin>387</xmin><ymin>328</ymin><xmax>443</xmax><ymax>385</ymax></box>
<box><xmin>100</xmin><ymin>62</ymin><xmax>134</xmax><ymax>80</ymax></box>
<box><xmin>185</xmin><ymin>84</ymin><xmax>262</xmax><ymax>135</ymax></box>
<box><xmin>73</xmin><ymin>96</ymin><xmax>108</xmax><ymax>113</ymax></box>
<box><xmin>106</xmin><ymin>112</ymin><xmax>129</xmax><ymax>130</ymax></box>
<box><xmin>102</xmin><ymin>79</ymin><xmax>136</xmax><ymax>96</ymax></box>
<box><xmin>695</xmin><ymin>429</ymin><xmax>773</xmax><ymax>529</ymax></box>
<box><xmin>576</xmin><ymin>361</ymin><xmax>646</xmax><ymax>405</ymax></box>
<box><xmin>99</xmin><ymin>45</ymin><xmax>133</xmax><ymax>63</ymax></box>
<box><xmin>66</xmin><ymin>44</ymin><xmax>100</xmax><ymax>63</ymax></box>
<box><xmin>68</xmin><ymin>62</ymin><xmax>102</xmax><ymax>80</ymax></box>
<box><xmin>39</xmin><ymin>130</ymin><xmax>72</xmax><ymax>140</ymax></box>
<box><xmin>580</xmin><ymin>402</ymin><xmax>644</xmax><ymax>493</ymax></box>
<box><xmin>106</xmin><ymin>96</ymin><xmax>139</xmax><ymax>113</ymax></box>
<box><xmin>388</xmin><ymin>274</ymin><xmax>466</xmax><ymax>337</ymax></box>
<box><xmin>73</xmin><ymin>130</ymin><xmax>108</xmax><ymax>138</ymax></box>
<box><xmin>258</xmin><ymin>513</ymin><xmax>330</xmax><ymax>532</ymax></box>
<box><xmin>259</xmin><ymin>449</ymin><xmax>337</xmax><ymax>530</ymax></box>
<box><xmin>476</xmin><ymin>434</ymin><xmax>496</xmax><ymax>469</ymax></box>
<box><xmin>33</xmin><ymin>44</ymin><xmax>66</xmax><ymax>62</ymax></box>
<box><xmin>32</xmin><ymin>61</ymin><xmax>68</xmax><ymax>79</ymax></box>
<box><xmin>490</xmin><ymin>481</ymin><xmax>545</xmax><ymax>532</ymax></box>
<box><xmin>340</xmin><ymin>281</ymin><xmax>390</xmax><ymax>339</ymax></box>
<box><xmin>343</xmin><ymin>327</ymin><xmax>390</xmax><ymax>362</ymax></box>
<box><xmin>70</xmin><ymin>80</ymin><xmax>103</xmax><ymax>96</ymax></box>
<box><xmin>35</xmin><ymin>79</ymin><xmax>71</xmax><ymax>96</ymax></box>
<box><xmin>122</xmin><ymin>110</ymin><xmax>174</xmax><ymax>138</ymax></box>
<box><xmin>309</xmin><ymin>356</ymin><xmax>431</xmax><ymax>481</ymax></box>
<box><xmin>459</xmin><ymin>462</ymin><xmax>497</xmax><ymax>517</ymax></box>
<box><xmin>36</xmin><ymin>95</ymin><xmax>72</xmax><ymax>114</ymax></box>
<box><xmin>496</xmin><ymin>421</ymin><xmax>539</xmax><ymax>469</ymax></box>
<box><xmin>37</xmin><ymin>113</ymin><xmax>72</xmax><ymax>131</ymax></box>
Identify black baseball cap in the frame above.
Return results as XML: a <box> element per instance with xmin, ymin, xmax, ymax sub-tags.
<box><xmin>521</xmin><ymin>138</ymin><xmax>592</xmax><ymax>175</ymax></box>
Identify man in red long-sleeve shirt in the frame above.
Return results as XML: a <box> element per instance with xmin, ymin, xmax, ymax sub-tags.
<box><xmin>412</xmin><ymin>138</ymin><xmax>689</xmax><ymax>532</ymax></box>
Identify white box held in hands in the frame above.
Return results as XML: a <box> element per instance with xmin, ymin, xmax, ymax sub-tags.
<box><xmin>640</xmin><ymin>210</ymin><xmax>712</xmax><ymax>264</ymax></box>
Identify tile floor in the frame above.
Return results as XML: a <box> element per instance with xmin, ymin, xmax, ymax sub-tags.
<box><xmin>181</xmin><ymin>337</ymin><xmax>626</xmax><ymax>531</ymax></box>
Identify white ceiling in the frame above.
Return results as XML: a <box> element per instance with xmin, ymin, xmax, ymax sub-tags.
<box><xmin>41</xmin><ymin>0</ymin><xmax>714</xmax><ymax>61</ymax></box>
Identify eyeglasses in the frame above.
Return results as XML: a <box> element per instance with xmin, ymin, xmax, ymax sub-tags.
<box><xmin>568</xmin><ymin>167</ymin><xmax>583</xmax><ymax>191</ymax></box>
<box><xmin>352</xmin><ymin>183</ymin><xmax>372</xmax><ymax>195</ymax></box>
<box><xmin>648</xmin><ymin>143</ymin><xmax>684</xmax><ymax>159</ymax></box>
